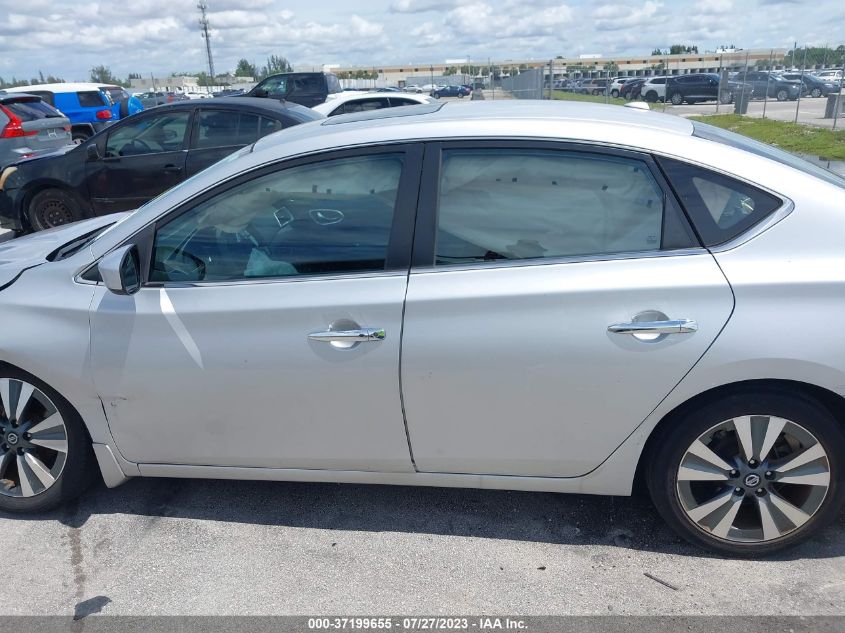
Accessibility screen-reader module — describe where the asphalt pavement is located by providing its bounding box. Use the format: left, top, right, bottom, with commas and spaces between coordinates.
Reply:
1, 477, 843, 616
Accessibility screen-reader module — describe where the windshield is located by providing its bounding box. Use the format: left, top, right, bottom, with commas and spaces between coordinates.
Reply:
693, 121, 845, 191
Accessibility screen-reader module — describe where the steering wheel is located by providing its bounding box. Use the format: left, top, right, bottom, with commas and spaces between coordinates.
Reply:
121, 138, 154, 155
155, 247, 207, 282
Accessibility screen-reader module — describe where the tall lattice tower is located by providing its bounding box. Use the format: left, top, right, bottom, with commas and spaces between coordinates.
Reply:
198, 2, 215, 84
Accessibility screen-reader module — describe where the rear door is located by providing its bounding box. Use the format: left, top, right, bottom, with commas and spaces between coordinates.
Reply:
400, 142, 734, 477
85, 108, 191, 214
185, 108, 282, 176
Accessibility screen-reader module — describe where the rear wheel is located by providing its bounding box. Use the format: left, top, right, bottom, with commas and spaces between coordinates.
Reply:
776, 89, 789, 101
645, 91, 658, 103
611, 89, 619, 98
811, 88, 822, 98
669, 92, 684, 105
27, 189, 83, 232
719, 91, 733, 104
648, 391, 844, 556
0, 369, 94, 513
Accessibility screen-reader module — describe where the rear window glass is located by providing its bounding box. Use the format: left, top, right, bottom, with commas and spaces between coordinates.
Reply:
659, 157, 783, 246
4, 99, 63, 121
692, 121, 845, 191
195, 110, 261, 148
77, 91, 107, 108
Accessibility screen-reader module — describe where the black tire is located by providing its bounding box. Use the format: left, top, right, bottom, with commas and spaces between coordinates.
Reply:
776, 89, 789, 101
811, 88, 822, 98
647, 390, 845, 557
645, 91, 658, 103
611, 89, 619, 98
71, 130, 90, 145
669, 92, 684, 105
433, 93, 441, 99
0, 367, 95, 514
27, 189, 83, 232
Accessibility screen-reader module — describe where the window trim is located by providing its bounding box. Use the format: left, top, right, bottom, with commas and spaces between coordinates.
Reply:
138, 143, 424, 288
410, 140, 701, 270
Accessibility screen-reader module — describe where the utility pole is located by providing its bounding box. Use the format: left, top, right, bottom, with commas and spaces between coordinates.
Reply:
198, 2, 215, 88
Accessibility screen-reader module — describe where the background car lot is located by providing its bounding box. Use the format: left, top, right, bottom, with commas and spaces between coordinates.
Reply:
2, 479, 843, 616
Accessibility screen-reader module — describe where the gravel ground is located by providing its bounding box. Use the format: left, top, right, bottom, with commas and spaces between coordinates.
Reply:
1, 477, 843, 617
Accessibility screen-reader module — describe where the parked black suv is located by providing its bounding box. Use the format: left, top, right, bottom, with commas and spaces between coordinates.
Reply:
0, 98, 322, 232
246, 72, 343, 108
731, 71, 801, 101
665, 73, 737, 105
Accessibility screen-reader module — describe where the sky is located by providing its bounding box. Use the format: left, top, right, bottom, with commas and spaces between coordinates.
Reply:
1, 0, 844, 82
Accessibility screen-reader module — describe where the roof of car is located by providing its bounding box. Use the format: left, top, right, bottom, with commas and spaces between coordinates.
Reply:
148, 97, 323, 121
251, 100, 694, 159
4, 82, 107, 93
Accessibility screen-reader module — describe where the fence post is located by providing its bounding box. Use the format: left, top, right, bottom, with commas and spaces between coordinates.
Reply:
795, 47, 808, 124
833, 52, 845, 131
762, 49, 773, 119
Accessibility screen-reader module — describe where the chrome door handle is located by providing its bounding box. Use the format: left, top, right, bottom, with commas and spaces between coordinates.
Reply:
308, 328, 386, 343
608, 319, 698, 335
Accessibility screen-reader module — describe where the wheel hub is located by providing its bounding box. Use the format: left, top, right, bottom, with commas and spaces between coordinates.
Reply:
743, 473, 761, 488
4, 432, 19, 446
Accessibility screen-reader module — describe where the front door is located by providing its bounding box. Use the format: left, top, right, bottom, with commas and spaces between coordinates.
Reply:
401, 144, 734, 477
86, 109, 191, 215
90, 146, 422, 470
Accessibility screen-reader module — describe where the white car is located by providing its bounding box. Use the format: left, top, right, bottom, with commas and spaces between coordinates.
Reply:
813, 69, 843, 82
641, 76, 669, 102
404, 85, 424, 93
608, 77, 632, 98
312, 91, 433, 117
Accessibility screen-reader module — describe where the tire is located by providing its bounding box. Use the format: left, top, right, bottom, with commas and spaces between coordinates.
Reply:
719, 91, 733, 105
669, 92, 684, 105
611, 89, 619, 98
645, 91, 658, 103
70, 129, 90, 145
0, 367, 95, 514
433, 93, 441, 99
811, 88, 822, 98
776, 89, 788, 101
647, 390, 845, 556
27, 189, 83, 232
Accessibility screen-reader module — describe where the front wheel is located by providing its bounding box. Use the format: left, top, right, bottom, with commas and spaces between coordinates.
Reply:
0, 369, 94, 513
611, 89, 619, 98
644, 91, 658, 103
776, 89, 789, 101
27, 189, 83, 231
811, 88, 822, 98
719, 91, 733, 104
647, 391, 844, 556
669, 92, 684, 105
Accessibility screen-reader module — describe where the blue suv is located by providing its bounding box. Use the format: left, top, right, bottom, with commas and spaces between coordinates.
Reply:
4, 83, 126, 143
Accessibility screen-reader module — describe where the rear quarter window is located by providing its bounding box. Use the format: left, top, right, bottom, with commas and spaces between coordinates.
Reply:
658, 157, 783, 247
5, 100, 63, 121
77, 91, 107, 108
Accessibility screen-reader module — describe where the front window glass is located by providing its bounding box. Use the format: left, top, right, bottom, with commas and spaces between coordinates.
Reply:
105, 111, 190, 157
256, 76, 288, 96
150, 154, 404, 282
435, 150, 669, 266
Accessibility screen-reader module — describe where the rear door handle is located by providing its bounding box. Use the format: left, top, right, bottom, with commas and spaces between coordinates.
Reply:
308, 328, 386, 343
608, 319, 698, 335
163, 164, 183, 174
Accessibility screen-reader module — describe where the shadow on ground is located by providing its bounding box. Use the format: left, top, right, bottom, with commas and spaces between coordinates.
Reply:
24, 477, 845, 561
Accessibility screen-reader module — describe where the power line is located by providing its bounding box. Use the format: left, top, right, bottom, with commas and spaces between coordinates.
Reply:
198, 1, 215, 84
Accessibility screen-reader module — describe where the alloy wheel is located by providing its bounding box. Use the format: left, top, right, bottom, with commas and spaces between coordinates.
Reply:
0, 378, 68, 498
676, 415, 830, 543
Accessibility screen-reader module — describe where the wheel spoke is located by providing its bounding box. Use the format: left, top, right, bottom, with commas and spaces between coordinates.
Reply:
14, 382, 35, 422
687, 488, 735, 522
775, 443, 826, 473
678, 463, 730, 481
16, 455, 36, 497
777, 470, 830, 487
768, 490, 812, 529
23, 453, 55, 489
0, 379, 10, 420
758, 416, 787, 462
711, 495, 744, 538
0, 451, 11, 478
29, 437, 68, 453
26, 412, 63, 437
686, 439, 734, 472
733, 416, 755, 462
756, 495, 783, 540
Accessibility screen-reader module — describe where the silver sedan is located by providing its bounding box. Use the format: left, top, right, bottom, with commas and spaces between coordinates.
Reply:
0, 101, 842, 556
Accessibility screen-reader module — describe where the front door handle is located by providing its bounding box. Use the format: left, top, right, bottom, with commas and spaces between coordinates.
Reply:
163, 164, 183, 174
308, 328, 386, 344
608, 319, 698, 335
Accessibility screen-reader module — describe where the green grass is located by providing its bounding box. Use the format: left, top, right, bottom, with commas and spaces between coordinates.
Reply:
551, 90, 646, 107
691, 114, 845, 160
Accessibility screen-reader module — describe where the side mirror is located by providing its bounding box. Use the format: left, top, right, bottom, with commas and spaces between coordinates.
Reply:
86, 144, 100, 161
99, 245, 141, 295
252, 88, 268, 98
